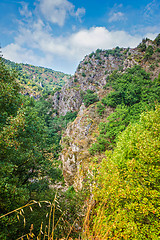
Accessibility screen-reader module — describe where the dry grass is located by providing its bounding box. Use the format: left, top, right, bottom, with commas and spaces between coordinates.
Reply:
0, 193, 81, 240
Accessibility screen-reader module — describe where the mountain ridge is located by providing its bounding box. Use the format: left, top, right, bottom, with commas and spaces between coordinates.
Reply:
52, 37, 160, 116
3, 58, 71, 99
58, 35, 160, 189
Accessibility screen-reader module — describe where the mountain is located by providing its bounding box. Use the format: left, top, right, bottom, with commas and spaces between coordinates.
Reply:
53, 35, 160, 190
52, 39, 160, 116
3, 58, 71, 98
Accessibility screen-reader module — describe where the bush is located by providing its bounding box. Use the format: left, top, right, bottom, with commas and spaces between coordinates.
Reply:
155, 33, 160, 46
138, 42, 146, 52
85, 106, 160, 239
144, 45, 154, 60
83, 90, 99, 107
89, 65, 160, 154
96, 102, 105, 115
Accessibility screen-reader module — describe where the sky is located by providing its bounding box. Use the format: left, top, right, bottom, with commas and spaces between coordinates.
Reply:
1, 0, 160, 74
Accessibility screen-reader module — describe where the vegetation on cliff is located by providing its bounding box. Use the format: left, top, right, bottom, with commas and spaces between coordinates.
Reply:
84, 105, 160, 239
0, 58, 81, 239
90, 65, 160, 154
3, 58, 70, 98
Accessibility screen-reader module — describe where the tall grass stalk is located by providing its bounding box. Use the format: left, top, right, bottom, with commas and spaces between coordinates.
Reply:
0, 195, 80, 240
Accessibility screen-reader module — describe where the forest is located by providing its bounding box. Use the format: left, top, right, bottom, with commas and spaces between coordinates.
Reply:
0, 58, 81, 239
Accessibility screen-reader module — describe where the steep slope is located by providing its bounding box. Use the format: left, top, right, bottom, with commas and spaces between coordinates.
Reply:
59, 35, 160, 190
53, 47, 125, 115
53, 39, 160, 116
61, 102, 113, 190
3, 58, 70, 98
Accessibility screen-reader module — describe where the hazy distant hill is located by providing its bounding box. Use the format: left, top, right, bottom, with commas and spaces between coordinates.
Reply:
3, 58, 71, 98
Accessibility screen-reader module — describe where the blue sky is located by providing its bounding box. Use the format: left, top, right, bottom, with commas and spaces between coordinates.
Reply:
1, 0, 160, 74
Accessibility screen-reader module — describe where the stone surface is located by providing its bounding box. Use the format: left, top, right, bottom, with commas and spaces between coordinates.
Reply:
56, 40, 160, 189
61, 103, 113, 190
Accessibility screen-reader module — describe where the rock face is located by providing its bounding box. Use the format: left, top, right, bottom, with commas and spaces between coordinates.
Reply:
54, 79, 82, 116
52, 48, 125, 115
56, 38, 160, 189
53, 42, 160, 116
61, 102, 114, 190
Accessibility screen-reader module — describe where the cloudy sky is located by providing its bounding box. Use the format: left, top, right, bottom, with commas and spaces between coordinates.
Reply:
1, 0, 160, 74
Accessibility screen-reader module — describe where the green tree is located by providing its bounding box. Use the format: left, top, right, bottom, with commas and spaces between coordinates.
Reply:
0, 60, 56, 238
155, 33, 160, 46
90, 65, 160, 154
85, 106, 160, 239
83, 89, 99, 107
144, 45, 154, 60
0, 58, 21, 128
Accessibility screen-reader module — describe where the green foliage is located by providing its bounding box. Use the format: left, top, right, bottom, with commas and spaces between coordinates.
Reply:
104, 46, 123, 58
82, 72, 86, 77
144, 45, 154, 60
104, 65, 156, 107
90, 65, 160, 154
96, 102, 105, 115
74, 77, 78, 82
3, 58, 69, 98
0, 59, 21, 128
137, 38, 148, 52
89, 52, 94, 58
0, 60, 78, 239
156, 47, 160, 53
0, 188, 85, 240
83, 90, 99, 107
155, 33, 160, 46
48, 111, 77, 142
86, 106, 160, 239
95, 49, 102, 60
149, 63, 155, 70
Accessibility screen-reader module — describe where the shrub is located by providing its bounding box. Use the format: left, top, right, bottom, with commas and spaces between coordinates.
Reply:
155, 33, 160, 46
82, 72, 86, 77
85, 106, 160, 239
89, 65, 160, 154
144, 45, 154, 60
96, 102, 105, 116
83, 90, 99, 107
156, 48, 160, 53
138, 40, 147, 52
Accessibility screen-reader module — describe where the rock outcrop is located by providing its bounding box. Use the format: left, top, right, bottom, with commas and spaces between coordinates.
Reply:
56, 38, 160, 189
52, 47, 125, 115
61, 102, 113, 190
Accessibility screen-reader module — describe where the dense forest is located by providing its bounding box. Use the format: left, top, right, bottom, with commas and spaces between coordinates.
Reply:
0, 34, 160, 239
3, 58, 70, 98
0, 58, 81, 239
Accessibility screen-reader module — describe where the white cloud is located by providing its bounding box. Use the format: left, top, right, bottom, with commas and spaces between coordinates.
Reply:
3, 43, 39, 63
75, 7, 86, 22
108, 12, 124, 22
38, 0, 85, 26
108, 4, 126, 23
3, 22, 147, 74
143, 0, 160, 24
144, 0, 157, 17
19, 2, 32, 18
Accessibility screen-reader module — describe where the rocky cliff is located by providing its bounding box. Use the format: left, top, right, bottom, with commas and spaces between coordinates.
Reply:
53, 39, 160, 116
56, 37, 160, 190
61, 102, 113, 190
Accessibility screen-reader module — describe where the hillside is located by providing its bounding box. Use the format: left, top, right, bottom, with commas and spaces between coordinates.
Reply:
3, 58, 70, 98
59, 35, 160, 239
52, 37, 160, 116
56, 35, 160, 190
